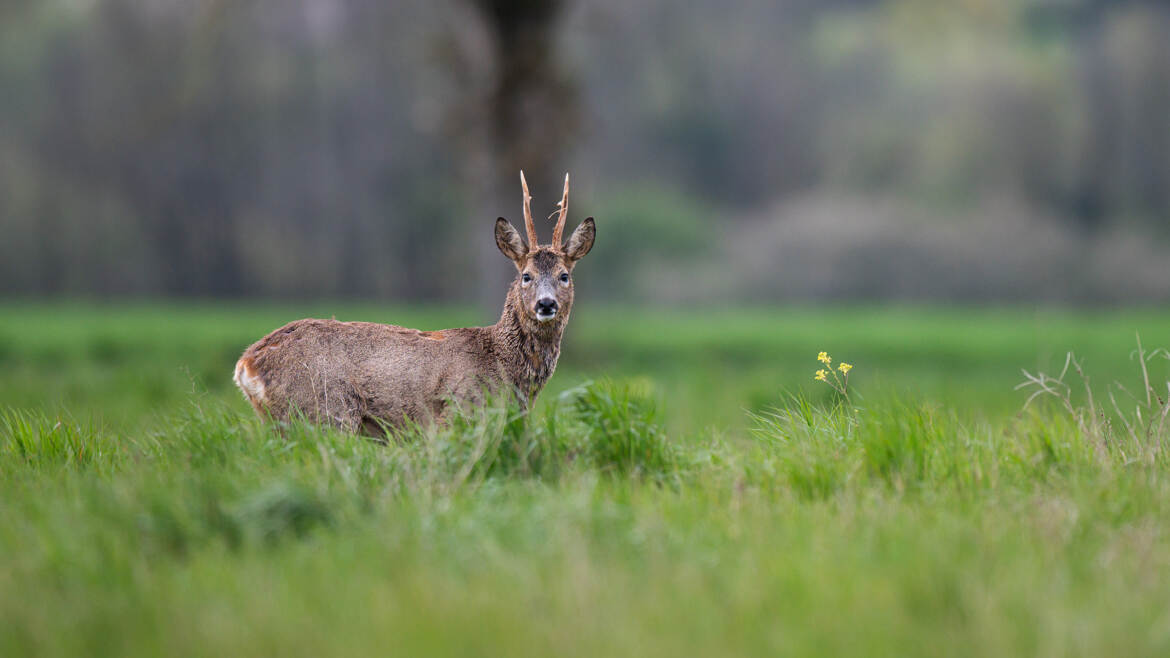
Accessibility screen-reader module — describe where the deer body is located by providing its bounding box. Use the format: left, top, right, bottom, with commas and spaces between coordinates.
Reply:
233, 173, 594, 435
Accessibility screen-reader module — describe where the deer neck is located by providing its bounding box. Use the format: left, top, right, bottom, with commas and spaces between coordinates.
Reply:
493, 296, 567, 404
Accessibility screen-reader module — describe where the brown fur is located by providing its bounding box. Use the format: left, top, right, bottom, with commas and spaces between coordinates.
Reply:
233, 194, 595, 437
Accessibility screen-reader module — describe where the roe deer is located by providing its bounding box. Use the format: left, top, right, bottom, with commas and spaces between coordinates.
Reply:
233, 172, 595, 435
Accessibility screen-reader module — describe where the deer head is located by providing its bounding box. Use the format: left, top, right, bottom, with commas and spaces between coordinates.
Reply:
495, 172, 595, 328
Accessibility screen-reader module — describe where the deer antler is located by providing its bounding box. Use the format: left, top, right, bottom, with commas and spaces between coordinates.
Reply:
520, 170, 538, 248
552, 172, 569, 248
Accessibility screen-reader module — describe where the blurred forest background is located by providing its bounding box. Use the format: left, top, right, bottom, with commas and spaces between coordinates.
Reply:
1, 0, 1168, 304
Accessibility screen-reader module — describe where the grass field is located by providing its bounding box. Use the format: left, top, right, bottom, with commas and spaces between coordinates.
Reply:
2, 302, 1170, 656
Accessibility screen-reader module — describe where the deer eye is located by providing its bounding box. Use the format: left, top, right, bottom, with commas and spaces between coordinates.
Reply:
559, 273, 570, 284
521, 273, 532, 285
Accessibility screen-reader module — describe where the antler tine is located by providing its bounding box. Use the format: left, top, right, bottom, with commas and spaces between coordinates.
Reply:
520, 170, 538, 248
552, 172, 569, 248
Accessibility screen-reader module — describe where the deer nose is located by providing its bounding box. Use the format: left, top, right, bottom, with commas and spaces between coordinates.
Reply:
536, 297, 558, 316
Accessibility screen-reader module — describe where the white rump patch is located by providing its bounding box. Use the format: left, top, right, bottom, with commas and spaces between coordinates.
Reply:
233, 358, 267, 405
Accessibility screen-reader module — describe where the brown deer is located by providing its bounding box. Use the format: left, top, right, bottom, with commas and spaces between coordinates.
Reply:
233, 172, 595, 435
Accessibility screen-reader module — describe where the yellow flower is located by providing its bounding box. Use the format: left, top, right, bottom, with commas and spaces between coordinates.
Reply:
838, 363, 853, 374
814, 369, 828, 382
817, 351, 831, 365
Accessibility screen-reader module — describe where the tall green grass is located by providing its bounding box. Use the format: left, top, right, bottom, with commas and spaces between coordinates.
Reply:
2, 304, 1170, 656
3, 367, 1170, 656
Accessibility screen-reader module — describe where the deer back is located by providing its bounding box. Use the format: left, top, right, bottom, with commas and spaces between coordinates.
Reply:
235, 319, 505, 432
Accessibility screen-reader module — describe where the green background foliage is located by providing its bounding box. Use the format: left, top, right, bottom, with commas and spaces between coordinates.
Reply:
2, 0, 1169, 301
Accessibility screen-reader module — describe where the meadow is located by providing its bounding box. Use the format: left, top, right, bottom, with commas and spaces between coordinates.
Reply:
2, 302, 1169, 656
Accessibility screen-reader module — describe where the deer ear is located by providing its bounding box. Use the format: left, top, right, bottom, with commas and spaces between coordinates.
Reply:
564, 217, 595, 262
495, 217, 527, 264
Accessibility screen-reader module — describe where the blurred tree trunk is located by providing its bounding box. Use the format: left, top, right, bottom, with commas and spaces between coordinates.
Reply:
1071, 18, 1114, 234
459, 0, 580, 308
1067, 1, 1170, 234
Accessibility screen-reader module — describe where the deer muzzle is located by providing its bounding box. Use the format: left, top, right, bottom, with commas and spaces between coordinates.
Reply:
535, 296, 558, 322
